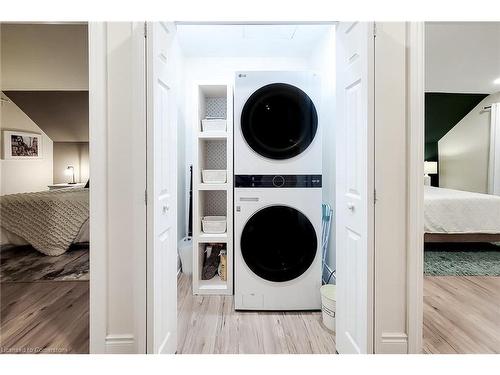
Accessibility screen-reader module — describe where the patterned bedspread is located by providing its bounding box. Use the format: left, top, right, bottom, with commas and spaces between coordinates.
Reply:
0, 188, 89, 256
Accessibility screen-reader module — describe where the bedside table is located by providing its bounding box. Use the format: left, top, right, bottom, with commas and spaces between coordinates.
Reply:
48, 183, 86, 190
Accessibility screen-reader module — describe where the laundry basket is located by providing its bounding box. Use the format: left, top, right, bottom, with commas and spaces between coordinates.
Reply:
320, 284, 336, 332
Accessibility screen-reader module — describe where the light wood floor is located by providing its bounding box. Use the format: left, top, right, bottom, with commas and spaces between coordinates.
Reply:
423, 276, 500, 354
2, 274, 496, 354
177, 273, 336, 354
0, 281, 89, 354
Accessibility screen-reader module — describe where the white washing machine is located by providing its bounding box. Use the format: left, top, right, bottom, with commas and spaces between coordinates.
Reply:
234, 71, 321, 175
234, 175, 322, 310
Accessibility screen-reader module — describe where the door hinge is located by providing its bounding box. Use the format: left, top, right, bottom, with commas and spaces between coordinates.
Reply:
144, 22, 147, 38
144, 189, 148, 205
374, 189, 377, 204
373, 23, 377, 38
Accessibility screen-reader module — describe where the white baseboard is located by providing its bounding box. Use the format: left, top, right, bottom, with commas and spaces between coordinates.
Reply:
377, 332, 408, 354
105, 334, 136, 354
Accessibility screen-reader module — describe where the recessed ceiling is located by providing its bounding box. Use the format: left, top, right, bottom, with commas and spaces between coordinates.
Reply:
425, 22, 500, 94
176, 24, 333, 58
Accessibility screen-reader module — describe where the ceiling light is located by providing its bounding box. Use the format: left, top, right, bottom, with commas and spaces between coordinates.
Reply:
494, 77, 500, 85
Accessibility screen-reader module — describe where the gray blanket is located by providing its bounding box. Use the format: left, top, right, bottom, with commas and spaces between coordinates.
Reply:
0, 188, 89, 256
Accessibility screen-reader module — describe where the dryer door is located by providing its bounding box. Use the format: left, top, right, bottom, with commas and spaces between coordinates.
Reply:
241, 205, 317, 282
241, 83, 318, 160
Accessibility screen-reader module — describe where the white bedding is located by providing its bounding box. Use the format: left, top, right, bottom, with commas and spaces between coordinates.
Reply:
424, 186, 500, 234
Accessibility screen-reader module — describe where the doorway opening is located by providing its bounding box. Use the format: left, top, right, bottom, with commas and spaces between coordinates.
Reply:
0, 22, 90, 354
422, 21, 500, 354
164, 22, 338, 354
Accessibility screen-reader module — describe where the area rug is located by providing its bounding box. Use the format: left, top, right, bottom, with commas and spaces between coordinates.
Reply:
424, 243, 500, 276
0, 244, 89, 282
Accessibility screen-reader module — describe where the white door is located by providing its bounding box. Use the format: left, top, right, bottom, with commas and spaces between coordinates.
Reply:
146, 22, 178, 354
335, 22, 375, 354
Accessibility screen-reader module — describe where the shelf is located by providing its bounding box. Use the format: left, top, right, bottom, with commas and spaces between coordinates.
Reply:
199, 183, 229, 191
198, 233, 228, 242
193, 82, 233, 296
198, 132, 227, 140
198, 275, 228, 291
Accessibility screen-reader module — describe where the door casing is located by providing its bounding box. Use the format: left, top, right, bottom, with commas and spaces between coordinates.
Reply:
406, 22, 425, 354
89, 22, 147, 354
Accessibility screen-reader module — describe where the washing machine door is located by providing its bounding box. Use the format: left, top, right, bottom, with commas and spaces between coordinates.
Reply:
241, 83, 318, 160
241, 205, 317, 282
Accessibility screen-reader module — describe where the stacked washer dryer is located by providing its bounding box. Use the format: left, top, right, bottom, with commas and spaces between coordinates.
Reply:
234, 71, 322, 310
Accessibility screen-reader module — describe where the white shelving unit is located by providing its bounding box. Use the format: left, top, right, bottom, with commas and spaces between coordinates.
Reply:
192, 83, 233, 295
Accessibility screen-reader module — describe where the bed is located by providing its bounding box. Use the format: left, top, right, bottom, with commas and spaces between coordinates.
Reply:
1, 219, 89, 245
0, 188, 89, 256
424, 186, 500, 242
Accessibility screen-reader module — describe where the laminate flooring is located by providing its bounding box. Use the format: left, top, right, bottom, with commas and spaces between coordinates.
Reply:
177, 273, 336, 354
423, 276, 500, 354
0, 281, 89, 354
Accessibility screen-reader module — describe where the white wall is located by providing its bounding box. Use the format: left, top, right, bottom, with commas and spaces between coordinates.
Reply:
439, 92, 500, 193
53, 142, 89, 184
308, 27, 336, 281
170, 37, 188, 241
0, 93, 53, 195
1, 23, 88, 90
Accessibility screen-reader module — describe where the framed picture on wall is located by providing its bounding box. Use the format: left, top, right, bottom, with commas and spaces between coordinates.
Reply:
2, 130, 42, 159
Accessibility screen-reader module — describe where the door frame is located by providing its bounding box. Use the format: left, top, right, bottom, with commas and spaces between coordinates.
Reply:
406, 22, 425, 354
88, 21, 107, 353
89, 22, 148, 354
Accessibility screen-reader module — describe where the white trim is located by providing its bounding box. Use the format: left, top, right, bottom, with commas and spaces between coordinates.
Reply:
157, 333, 173, 354
89, 21, 108, 355
368, 22, 376, 354
367, 21, 375, 355
89, 22, 147, 355
174, 21, 337, 26
131, 21, 148, 355
488, 103, 500, 195
379, 333, 409, 354
145, 20, 154, 355
406, 21, 425, 354
373, 22, 409, 354
105, 334, 136, 354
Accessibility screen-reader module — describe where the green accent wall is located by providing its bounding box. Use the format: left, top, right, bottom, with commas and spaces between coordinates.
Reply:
425, 92, 488, 186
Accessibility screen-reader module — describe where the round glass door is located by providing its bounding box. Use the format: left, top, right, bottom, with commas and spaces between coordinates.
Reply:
241, 83, 318, 160
240, 205, 317, 282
